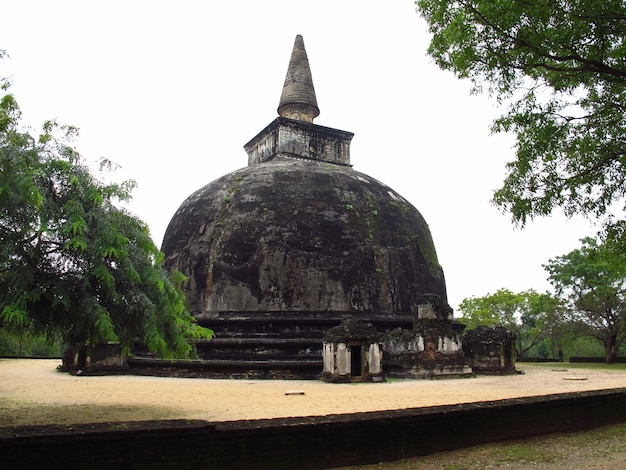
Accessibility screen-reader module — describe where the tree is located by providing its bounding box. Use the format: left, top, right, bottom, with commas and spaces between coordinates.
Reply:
458, 288, 563, 358
544, 236, 626, 363
416, 0, 626, 228
0, 51, 213, 359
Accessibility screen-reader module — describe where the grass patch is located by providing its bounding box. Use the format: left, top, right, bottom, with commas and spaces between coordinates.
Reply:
337, 423, 626, 469
523, 361, 626, 371
491, 442, 559, 464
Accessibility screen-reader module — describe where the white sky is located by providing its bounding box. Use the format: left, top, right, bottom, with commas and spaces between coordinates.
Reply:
1, 1, 595, 312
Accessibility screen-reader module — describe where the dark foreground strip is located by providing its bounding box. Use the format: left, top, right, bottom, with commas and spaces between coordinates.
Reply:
2, 388, 626, 470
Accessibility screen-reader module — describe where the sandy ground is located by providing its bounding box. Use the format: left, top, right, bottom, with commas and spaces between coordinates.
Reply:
1, 359, 625, 428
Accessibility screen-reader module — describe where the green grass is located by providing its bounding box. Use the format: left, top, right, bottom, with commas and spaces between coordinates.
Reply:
489, 442, 559, 464
521, 361, 626, 371
337, 423, 626, 469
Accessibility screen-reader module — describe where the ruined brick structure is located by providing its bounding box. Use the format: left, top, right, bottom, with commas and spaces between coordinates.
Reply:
160, 35, 468, 379
463, 326, 517, 375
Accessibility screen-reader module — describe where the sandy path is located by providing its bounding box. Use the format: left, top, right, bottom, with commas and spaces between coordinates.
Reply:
1, 359, 625, 427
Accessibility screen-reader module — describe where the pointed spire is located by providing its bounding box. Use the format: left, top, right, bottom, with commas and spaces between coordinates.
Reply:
277, 35, 320, 123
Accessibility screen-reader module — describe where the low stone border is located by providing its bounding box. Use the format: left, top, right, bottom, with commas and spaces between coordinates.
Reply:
2, 388, 626, 469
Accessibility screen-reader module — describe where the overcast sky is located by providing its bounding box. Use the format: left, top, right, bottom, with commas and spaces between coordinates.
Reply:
1, 1, 595, 311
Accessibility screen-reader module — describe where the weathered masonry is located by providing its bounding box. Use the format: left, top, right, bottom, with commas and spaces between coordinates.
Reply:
157, 35, 469, 379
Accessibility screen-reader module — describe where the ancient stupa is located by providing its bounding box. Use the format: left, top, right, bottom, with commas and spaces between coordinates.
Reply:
161, 35, 469, 380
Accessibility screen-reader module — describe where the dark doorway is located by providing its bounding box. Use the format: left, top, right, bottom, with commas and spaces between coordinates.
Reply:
350, 345, 362, 376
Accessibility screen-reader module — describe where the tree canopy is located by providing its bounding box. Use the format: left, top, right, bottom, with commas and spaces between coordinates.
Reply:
0, 51, 212, 358
458, 288, 562, 357
417, 0, 626, 228
544, 236, 626, 363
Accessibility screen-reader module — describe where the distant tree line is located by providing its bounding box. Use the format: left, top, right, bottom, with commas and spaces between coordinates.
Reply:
458, 235, 626, 363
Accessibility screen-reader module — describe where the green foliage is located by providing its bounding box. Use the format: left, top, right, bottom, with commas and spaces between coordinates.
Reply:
0, 328, 64, 357
459, 288, 564, 357
490, 443, 557, 465
531, 361, 626, 372
544, 235, 626, 363
562, 335, 607, 359
0, 54, 212, 358
417, 0, 626, 229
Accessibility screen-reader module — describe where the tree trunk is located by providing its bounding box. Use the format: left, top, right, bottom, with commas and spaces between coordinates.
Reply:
605, 335, 616, 364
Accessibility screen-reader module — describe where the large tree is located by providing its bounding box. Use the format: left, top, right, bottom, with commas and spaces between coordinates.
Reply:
0, 51, 212, 359
545, 236, 626, 363
417, 0, 626, 228
458, 288, 563, 357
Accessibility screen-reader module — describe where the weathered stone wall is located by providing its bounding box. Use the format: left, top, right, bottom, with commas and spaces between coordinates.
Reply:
61, 343, 128, 374
245, 118, 354, 166
463, 326, 517, 375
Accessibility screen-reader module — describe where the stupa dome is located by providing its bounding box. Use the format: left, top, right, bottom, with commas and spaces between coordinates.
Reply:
162, 157, 448, 314
159, 35, 457, 379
